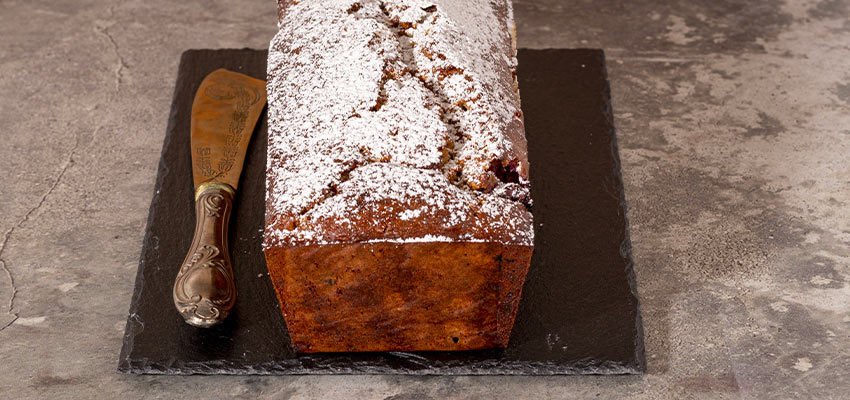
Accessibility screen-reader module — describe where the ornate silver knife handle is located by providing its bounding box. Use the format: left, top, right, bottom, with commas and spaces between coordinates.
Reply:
173, 183, 237, 328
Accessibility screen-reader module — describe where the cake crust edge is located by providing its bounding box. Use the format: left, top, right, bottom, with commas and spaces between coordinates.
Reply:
265, 241, 532, 352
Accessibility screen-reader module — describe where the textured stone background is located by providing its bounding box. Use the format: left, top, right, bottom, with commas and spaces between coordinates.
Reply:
0, 0, 847, 398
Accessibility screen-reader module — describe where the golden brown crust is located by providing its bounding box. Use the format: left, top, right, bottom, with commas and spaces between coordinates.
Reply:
265, 0, 533, 353
266, 241, 532, 352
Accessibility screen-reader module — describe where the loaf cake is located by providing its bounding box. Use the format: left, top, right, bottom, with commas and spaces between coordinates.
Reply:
264, 0, 533, 352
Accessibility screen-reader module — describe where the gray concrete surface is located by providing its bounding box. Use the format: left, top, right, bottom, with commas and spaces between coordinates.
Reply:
0, 0, 847, 398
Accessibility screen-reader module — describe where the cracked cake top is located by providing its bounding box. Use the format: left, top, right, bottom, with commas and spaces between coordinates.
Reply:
265, 0, 533, 247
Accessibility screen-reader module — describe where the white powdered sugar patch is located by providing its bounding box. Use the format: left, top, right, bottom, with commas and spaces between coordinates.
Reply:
387, 0, 524, 185
363, 235, 490, 243
265, 0, 532, 247
398, 208, 424, 221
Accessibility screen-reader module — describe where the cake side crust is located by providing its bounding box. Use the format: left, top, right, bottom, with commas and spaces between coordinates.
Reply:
265, 241, 533, 352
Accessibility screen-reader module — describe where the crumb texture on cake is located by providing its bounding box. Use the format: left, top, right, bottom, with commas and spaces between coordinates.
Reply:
266, 0, 532, 247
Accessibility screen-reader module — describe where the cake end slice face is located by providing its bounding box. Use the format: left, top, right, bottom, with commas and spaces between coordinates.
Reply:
265, 241, 533, 352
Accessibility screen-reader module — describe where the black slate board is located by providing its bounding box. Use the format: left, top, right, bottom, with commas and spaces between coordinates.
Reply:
118, 48, 645, 375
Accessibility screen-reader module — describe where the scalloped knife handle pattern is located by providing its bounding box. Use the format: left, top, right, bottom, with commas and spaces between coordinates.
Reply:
173, 69, 267, 328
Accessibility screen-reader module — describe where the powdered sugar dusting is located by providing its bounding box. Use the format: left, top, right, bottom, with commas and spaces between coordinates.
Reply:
363, 235, 489, 243
265, 0, 532, 248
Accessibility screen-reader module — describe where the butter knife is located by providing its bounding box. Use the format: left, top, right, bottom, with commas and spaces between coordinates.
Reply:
172, 68, 267, 328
